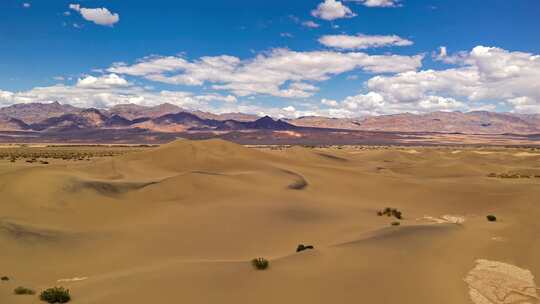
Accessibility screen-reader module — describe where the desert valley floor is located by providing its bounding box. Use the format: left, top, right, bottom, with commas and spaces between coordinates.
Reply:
1, 139, 539, 303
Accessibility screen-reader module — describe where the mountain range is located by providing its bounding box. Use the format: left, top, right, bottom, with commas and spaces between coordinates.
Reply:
0, 101, 539, 135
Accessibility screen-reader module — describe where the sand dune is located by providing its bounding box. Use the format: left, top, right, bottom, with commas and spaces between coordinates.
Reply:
1, 139, 539, 303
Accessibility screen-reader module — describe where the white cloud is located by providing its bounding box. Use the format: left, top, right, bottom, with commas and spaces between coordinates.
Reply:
69, 3, 119, 26
108, 49, 422, 98
22, 3, 31, 8
0, 75, 238, 110
76, 74, 130, 89
311, 0, 356, 21
302, 21, 320, 28
507, 96, 540, 113
329, 45, 540, 115
352, 0, 400, 7
319, 34, 413, 49
283, 106, 296, 112
280, 32, 294, 38
321, 98, 339, 106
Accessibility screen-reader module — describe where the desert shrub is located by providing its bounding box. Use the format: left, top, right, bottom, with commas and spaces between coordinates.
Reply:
39, 287, 71, 303
1, 276, 9, 281
14, 286, 35, 295
296, 244, 314, 252
251, 257, 269, 270
378, 207, 403, 220
391, 221, 401, 226
486, 215, 497, 222
487, 173, 497, 178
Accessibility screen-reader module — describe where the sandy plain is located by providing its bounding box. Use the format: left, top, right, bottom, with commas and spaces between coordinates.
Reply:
0, 139, 539, 303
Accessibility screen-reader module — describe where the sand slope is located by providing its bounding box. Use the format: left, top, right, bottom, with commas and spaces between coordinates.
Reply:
1, 140, 539, 303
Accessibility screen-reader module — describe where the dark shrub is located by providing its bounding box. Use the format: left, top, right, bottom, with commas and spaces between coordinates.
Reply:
378, 207, 403, 220
391, 221, 401, 226
252, 257, 269, 270
40, 287, 71, 303
486, 215, 497, 222
14, 286, 35, 295
296, 244, 314, 252
1, 276, 9, 281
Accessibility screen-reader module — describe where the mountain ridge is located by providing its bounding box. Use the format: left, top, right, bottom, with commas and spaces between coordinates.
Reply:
0, 102, 539, 135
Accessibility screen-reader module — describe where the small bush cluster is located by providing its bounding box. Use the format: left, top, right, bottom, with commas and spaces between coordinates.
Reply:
14, 286, 35, 295
391, 221, 401, 226
377, 207, 403, 220
486, 215, 497, 222
1, 276, 9, 281
40, 287, 71, 303
296, 244, 314, 252
251, 257, 269, 270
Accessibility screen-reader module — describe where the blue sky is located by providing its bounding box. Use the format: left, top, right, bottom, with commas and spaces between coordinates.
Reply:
1, 0, 539, 117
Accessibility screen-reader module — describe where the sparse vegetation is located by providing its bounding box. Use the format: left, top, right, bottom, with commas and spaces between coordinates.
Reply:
296, 244, 314, 252
251, 257, 269, 270
487, 172, 536, 179
487, 215, 497, 222
39, 287, 71, 303
0, 145, 144, 164
14, 286, 36, 295
377, 207, 403, 220
391, 221, 401, 226
1, 276, 9, 281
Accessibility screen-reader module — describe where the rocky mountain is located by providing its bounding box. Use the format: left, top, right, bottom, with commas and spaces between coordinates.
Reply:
286, 116, 363, 130
351, 111, 540, 134
107, 103, 183, 120
0, 102, 539, 135
191, 110, 259, 122
0, 101, 81, 124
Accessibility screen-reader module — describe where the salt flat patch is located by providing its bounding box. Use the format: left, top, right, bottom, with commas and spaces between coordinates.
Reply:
514, 152, 539, 157
452, 150, 463, 154
419, 215, 465, 224
464, 259, 539, 304
473, 151, 497, 155
402, 149, 420, 154
58, 276, 88, 282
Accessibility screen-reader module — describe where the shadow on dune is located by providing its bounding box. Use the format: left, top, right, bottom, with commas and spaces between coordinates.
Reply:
67, 179, 159, 197
334, 224, 461, 247
0, 218, 70, 242
279, 169, 309, 190
316, 152, 349, 162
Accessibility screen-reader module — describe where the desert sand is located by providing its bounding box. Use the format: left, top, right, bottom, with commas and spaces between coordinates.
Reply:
1, 139, 539, 303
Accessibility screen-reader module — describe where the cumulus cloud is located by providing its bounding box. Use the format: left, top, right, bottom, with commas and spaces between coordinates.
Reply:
302, 21, 321, 28
321, 98, 339, 106
351, 0, 400, 7
319, 34, 413, 49
108, 49, 423, 98
69, 4, 119, 26
22, 3, 31, 8
311, 0, 356, 21
327, 46, 540, 116
76, 74, 130, 89
0, 74, 238, 110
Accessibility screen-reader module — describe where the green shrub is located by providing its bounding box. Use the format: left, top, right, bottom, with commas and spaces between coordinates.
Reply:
251, 257, 269, 270
14, 286, 35, 295
39, 287, 71, 303
486, 215, 497, 222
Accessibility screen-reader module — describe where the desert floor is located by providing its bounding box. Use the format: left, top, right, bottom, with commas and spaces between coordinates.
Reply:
1, 139, 539, 303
